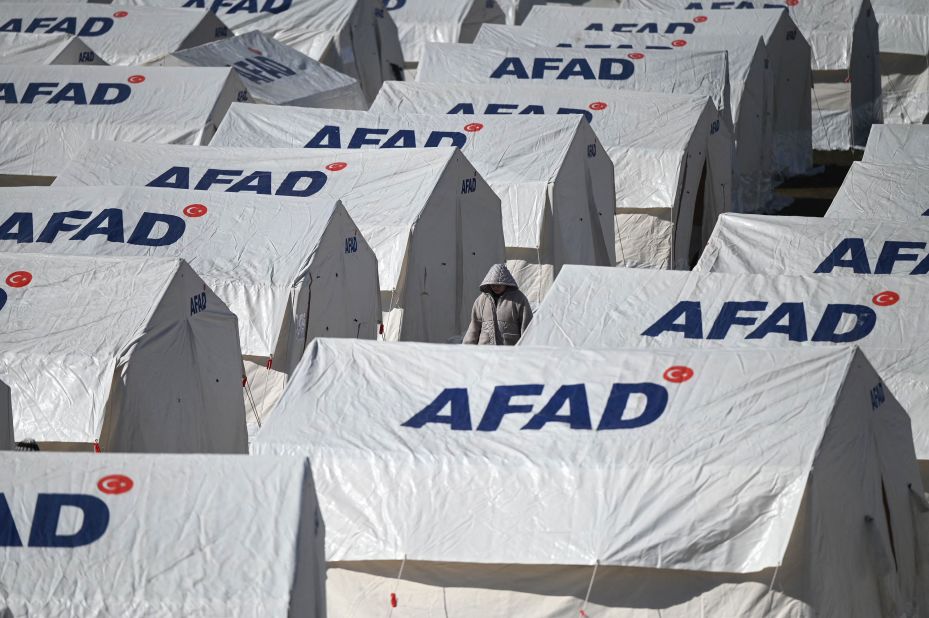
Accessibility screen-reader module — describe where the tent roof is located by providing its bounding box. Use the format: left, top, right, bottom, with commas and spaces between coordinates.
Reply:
475, 24, 761, 117
168, 30, 364, 108
374, 79, 713, 152
0, 3, 228, 65
386, 0, 505, 63
0, 65, 245, 176
696, 213, 929, 277
51, 140, 467, 290
417, 41, 731, 117
0, 32, 102, 65
864, 124, 929, 163
0, 452, 322, 616
211, 105, 599, 248
545, 1, 860, 70
254, 337, 860, 572
117, 0, 360, 36
523, 5, 785, 41
0, 183, 348, 358
520, 265, 929, 456
0, 380, 11, 451
828, 161, 929, 220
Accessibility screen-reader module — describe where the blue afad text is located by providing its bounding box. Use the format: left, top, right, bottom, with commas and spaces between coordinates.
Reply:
402, 383, 669, 431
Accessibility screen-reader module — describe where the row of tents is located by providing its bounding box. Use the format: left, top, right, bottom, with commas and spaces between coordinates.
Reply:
3, 0, 929, 616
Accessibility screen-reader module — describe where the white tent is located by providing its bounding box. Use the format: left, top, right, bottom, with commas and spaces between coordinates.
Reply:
0, 3, 229, 65
374, 80, 732, 269
607, 0, 880, 150
384, 0, 504, 75
0, 65, 249, 184
165, 30, 367, 110
52, 141, 504, 344
416, 42, 732, 134
114, 0, 404, 102
523, 5, 812, 176
253, 338, 925, 617
0, 32, 105, 65
0, 452, 325, 616
0, 379, 11, 450
0, 182, 381, 430
523, 264, 928, 445
871, 0, 929, 124
211, 105, 613, 303
828, 161, 929, 220
0, 253, 246, 453
474, 24, 770, 212
696, 213, 929, 277
863, 123, 929, 163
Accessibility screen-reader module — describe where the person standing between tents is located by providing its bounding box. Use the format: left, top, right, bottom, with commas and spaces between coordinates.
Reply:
463, 264, 533, 345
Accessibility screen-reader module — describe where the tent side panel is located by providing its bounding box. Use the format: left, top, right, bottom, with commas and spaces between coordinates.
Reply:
304, 203, 382, 344
0, 381, 12, 450
289, 459, 328, 618
803, 351, 915, 614
107, 262, 247, 454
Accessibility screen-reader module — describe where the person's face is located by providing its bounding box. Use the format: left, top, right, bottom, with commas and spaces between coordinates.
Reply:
490, 285, 507, 295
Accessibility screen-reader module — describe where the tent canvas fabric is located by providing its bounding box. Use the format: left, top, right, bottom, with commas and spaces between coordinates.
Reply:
210, 105, 614, 304
520, 266, 929, 468
384, 0, 504, 71
374, 80, 732, 270
0, 452, 325, 617
523, 5, 812, 176
52, 141, 504, 344
473, 24, 771, 212
0, 32, 106, 65
863, 123, 929, 163
253, 339, 925, 617
871, 1, 929, 124
114, 0, 405, 103
416, 42, 733, 133
0, 65, 249, 183
828, 161, 929, 220
603, 0, 880, 150
165, 30, 367, 110
0, 3, 230, 65
0, 379, 11, 450
0, 182, 381, 430
0, 253, 247, 453
695, 213, 929, 278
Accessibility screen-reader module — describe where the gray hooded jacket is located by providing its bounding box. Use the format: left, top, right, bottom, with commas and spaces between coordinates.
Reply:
463, 264, 533, 345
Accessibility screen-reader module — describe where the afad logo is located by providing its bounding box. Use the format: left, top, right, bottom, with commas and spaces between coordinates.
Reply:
181, 0, 292, 15
0, 16, 114, 37
447, 101, 607, 124
401, 367, 694, 432
0, 73, 144, 106
584, 21, 698, 34
383, 0, 406, 9
305, 124, 477, 149
0, 473, 133, 548
556, 41, 687, 51
815, 238, 929, 275
0, 205, 199, 249
0, 270, 32, 316
147, 166, 333, 197
641, 293, 901, 343
231, 56, 297, 85
490, 56, 635, 81
683, 1, 795, 8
